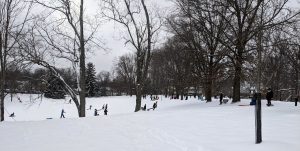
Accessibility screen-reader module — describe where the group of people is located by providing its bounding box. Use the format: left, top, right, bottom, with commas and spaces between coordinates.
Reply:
140, 101, 158, 111
60, 104, 109, 118
249, 88, 274, 106
216, 88, 274, 106
94, 104, 108, 116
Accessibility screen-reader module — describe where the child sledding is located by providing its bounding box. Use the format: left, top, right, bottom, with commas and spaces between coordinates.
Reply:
141, 104, 147, 111
9, 112, 15, 117
147, 101, 158, 111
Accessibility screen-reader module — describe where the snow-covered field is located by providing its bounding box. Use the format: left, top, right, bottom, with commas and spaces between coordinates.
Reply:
0, 94, 299, 151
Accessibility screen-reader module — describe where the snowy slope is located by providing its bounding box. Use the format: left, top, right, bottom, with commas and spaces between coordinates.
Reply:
0, 94, 299, 151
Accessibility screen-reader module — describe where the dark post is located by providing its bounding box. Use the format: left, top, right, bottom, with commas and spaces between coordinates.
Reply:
255, 93, 262, 144
295, 97, 298, 106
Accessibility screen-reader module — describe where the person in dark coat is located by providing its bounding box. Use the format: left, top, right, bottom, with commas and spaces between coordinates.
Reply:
142, 104, 147, 111
104, 108, 108, 115
266, 88, 273, 106
250, 93, 257, 105
9, 112, 15, 117
153, 101, 157, 110
219, 93, 223, 105
60, 109, 66, 118
94, 109, 99, 116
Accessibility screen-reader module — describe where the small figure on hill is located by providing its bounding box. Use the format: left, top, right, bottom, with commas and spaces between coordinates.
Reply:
9, 112, 15, 117
142, 104, 147, 111
219, 93, 223, 105
147, 101, 158, 111
60, 109, 66, 118
87, 105, 92, 110
69, 99, 72, 104
18, 97, 22, 103
94, 109, 99, 116
153, 101, 157, 110
250, 92, 257, 106
104, 105, 108, 115
266, 88, 273, 106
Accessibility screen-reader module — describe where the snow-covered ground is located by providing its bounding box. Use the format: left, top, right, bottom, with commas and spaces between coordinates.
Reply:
0, 94, 299, 151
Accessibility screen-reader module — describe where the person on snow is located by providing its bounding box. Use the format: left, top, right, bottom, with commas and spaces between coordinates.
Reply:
94, 109, 99, 116
266, 88, 273, 106
147, 101, 158, 111
142, 104, 147, 111
60, 109, 66, 118
153, 101, 157, 110
9, 112, 15, 117
18, 97, 22, 103
219, 93, 223, 105
250, 92, 257, 106
87, 105, 92, 110
105, 104, 108, 110
104, 106, 108, 115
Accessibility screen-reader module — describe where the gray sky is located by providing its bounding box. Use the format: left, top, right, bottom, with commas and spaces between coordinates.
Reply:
88, 0, 300, 73
85, 0, 174, 73
32, 0, 300, 73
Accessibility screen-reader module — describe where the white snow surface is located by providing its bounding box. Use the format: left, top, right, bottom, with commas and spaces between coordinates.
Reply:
0, 94, 299, 151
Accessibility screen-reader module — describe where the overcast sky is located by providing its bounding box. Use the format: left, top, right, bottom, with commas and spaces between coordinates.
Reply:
32, 0, 300, 74
87, 0, 300, 73
82, 0, 174, 73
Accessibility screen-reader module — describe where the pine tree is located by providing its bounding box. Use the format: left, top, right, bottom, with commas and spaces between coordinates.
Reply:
86, 62, 97, 97
44, 74, 66, 99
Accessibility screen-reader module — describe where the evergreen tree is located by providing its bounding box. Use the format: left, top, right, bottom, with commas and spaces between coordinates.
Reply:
44, 74, 66, 99
86, 62, 97, 97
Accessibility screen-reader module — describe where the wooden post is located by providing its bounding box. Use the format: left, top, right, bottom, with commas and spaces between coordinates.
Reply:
295, 97, 298, 106
255, 93, 262, 144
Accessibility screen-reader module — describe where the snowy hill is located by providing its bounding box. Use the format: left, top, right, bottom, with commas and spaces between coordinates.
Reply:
0, 94, 299, 151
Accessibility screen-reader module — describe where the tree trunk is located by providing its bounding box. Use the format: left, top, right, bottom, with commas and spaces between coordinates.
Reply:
0, 73, 4, 121
205, 81, 212, 102
205, 63, 213, 102
78, 0, 86, 117
180, 90, 184, 100
0, 32, 4, 121
135, 84, 142, 112
232, 59, 242, 102
135, 58, 143, 112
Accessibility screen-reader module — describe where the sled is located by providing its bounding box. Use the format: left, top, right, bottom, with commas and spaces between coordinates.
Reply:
238, 104, 250, 106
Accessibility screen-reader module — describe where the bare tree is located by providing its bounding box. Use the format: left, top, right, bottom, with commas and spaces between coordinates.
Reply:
199, 0, 300, 102
168, 0, 228, 102
0, 0, 33, 121
114, 54, 136, 96
31, 0, 103, 117
15, 24, 83, 115
102, 0, 161, 111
